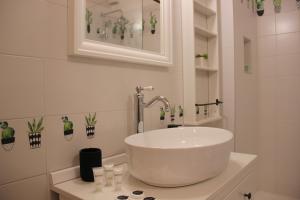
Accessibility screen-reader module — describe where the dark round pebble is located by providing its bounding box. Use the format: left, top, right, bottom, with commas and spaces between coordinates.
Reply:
117, 195, 129, 200
144, 197, 155, 200
132, 190, 144, 195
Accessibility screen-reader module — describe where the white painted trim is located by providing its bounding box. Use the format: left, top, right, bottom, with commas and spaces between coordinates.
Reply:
194, 0, 216, 16
50, 153, 127, 185
68, 0, 173, 67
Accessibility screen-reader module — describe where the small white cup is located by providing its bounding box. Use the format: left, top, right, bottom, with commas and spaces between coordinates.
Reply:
92, 167, 104, 191
104, 163, 114, 186
114, 167, 124, 191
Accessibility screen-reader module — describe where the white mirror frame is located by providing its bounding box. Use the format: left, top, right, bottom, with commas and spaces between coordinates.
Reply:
68, 0, 173, 67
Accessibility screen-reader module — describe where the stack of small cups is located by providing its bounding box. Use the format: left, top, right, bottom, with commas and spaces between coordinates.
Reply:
92, 163, 124, 192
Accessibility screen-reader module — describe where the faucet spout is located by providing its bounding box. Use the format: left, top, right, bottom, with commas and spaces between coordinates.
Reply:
135, 86, 170, 133
145, 96, 170, 112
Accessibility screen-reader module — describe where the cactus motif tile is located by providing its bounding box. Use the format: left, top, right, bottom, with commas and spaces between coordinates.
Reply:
62, 116, 74, 140
0, 121, 16, 151
85, 113, 97, 138
27, 117, 44, 149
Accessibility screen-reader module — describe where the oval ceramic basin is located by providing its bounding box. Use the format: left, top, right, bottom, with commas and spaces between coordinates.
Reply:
125, 127, 233, 187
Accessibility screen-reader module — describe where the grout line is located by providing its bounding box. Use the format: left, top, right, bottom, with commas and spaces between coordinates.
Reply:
0, 109, 130, 122
42, 57, 49, 178
0, 115, 46, 122
0, 52, 68, 62
45, 0, 67, 8
0, 173, 47, 188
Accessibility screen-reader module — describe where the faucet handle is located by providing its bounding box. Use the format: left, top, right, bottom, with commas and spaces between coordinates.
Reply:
143, 86, 154, 91
136, 86, 154, 93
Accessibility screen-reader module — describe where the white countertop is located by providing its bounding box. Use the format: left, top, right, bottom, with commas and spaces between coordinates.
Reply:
51, 153, 257, 200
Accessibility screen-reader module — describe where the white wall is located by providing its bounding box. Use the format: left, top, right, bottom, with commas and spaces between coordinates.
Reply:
0, 0, 183, 200
220, 0, 235, 137
233, 0, 258, 155
257, 0, 300, 198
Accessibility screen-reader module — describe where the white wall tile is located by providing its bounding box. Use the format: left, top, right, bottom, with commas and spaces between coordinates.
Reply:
276, 54, 300, 77
0, 118, 46, 185
44, 59, 130, 115
257, 15, 276, 36
44, 58, 178, 115
91, 110, 128, 157
258, 56, 277, 79
275, 77, 300, 121
46, 113, 92, 172
276, 11, 300, 34
261, 0, 276, 16
46, 110, 128, 172
46, 0, 67, 7
0, 0, 47, 57
276, 32, 300, 55
258, 35, 276, 57
258, 78, 277, 192
276, 120, 300, 197
258, 4, 300, 195
0, 175, 47, 200
0, 1, 184, 200
0, 54, 44, 119
46, 2, 68, 60
233, 0, 259, 156
280, 0, 299, 13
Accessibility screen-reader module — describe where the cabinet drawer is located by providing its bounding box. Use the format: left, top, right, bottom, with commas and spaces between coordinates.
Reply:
223, 172, 256, 200
59, 194, 73, 200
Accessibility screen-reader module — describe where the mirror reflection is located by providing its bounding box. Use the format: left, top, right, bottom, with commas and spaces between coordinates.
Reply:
85, 0, 161, 53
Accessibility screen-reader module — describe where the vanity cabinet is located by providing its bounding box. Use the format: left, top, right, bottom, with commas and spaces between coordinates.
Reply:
57, 172, 257, 200
223, 173, 256, 200
59, 196, 71, 200
50, 153, 257, 200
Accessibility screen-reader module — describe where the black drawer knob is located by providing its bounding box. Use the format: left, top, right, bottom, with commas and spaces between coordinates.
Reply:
244, 193, 252, 199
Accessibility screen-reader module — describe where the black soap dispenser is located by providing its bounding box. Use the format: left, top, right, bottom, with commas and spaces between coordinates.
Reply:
79, 148, 102, 182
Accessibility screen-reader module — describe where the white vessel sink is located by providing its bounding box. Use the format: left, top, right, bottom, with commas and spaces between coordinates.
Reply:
125, 127, 233, 187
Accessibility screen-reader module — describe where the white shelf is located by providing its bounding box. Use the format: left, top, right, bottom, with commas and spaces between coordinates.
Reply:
195, 65, 218, 72
185, 115, 222, 126
194, 0, 216, 16
194, 25, 217, 38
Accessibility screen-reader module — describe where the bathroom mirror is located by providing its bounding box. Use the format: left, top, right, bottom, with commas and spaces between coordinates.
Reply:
68, 0, 173, 66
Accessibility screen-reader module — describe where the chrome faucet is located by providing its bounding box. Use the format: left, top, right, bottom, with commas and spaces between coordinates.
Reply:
136, 86, 170, 133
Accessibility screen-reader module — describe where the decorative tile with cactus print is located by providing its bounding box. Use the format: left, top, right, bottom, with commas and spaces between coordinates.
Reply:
178, 105, 184, 118
86, 9, 93, 34
0, 121, 15, 151
160, 107, 166, 121
62, 116, 74, 140
170, 105, 176, 122
150, 12, 158, 34
27, 117, 44, 149
85, 113, 97, 138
